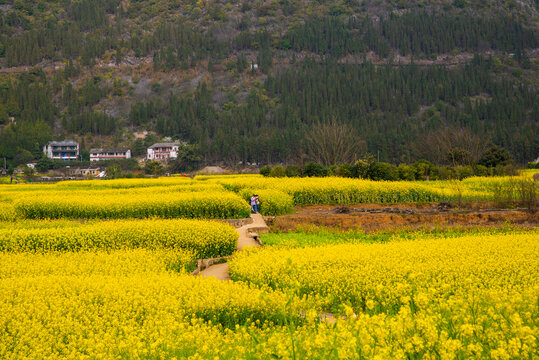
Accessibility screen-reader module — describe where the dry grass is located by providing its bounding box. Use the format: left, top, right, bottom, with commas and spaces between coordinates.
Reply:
270, 203, 538, 233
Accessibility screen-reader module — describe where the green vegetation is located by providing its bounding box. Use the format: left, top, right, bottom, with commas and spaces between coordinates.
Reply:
0, 0, 536, 169
261, 225, 533, 248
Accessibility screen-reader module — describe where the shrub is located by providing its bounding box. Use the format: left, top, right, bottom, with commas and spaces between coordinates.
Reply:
303, 162, 328, 177
353, 159, 370, 178
478, 145, 512, 168
259, 166, 271, 177
367, 162, 398, 181
269, 166, 286, 177
398, 164, 416, 181
285, 165, 301, 177
453, 165, 474, 180
333, 164, 353, 178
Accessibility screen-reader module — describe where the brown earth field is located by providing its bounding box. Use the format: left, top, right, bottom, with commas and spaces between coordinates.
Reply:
267, 202, 538, 233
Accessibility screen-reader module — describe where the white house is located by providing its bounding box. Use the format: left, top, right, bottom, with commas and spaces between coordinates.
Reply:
147, 142, 181, 161
43, 140, 79, 161
90, 148, 131, 162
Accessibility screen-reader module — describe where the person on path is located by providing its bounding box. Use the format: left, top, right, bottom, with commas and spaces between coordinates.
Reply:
250, 194, 258, 214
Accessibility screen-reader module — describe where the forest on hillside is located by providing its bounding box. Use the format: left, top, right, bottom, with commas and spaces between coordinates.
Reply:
0, 0, 537, 169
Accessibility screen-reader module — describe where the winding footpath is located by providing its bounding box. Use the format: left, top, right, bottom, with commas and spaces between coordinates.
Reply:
199, 213, 268, 281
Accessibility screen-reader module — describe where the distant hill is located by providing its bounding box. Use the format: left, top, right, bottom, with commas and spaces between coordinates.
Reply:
0, 0, 537, 168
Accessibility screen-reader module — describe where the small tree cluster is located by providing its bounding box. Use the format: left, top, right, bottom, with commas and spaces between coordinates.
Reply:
260, 147, 517, 181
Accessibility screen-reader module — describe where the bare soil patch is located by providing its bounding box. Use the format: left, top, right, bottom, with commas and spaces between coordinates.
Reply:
269, 203, 538, 233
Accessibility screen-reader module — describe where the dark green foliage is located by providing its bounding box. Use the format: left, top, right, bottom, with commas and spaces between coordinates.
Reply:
285, 165, 301, 177
478, 146, 513, 168
144, 160, 164, 176
0, 2, 536, 169
303, 162, 328, 177
36, 155, 55, 172
332, 164, 354, 178
261, 159, 514, 181
123, 55, 535, 166
167, 144, 202, 173
367, 162, 399, 181
260, 165, 271, 177
269, 165, 286, 177
63, 112, 118, 136
281, 14, 537, 57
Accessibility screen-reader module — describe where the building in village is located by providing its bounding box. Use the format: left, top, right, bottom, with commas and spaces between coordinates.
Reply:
90, 148, 131, 162
68, 167, 104, 177
43, 140, 79, 161
147, 142, 181, 161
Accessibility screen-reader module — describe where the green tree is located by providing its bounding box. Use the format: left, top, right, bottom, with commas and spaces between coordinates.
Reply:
478, 146, 513, 168
145, 160, 164, 176
36, 155, 54, 172
269, 165, 285, 177
285, 165, 301, 177
106, 165, 121, 179
303, 162, 328, 177
168, 144, 202, 173
259, 165, 271, 177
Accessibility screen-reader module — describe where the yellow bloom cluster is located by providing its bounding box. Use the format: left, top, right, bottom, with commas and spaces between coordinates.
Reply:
0, 219, 238, 258
239, 188, 294, 216
205, 176, 489, 205
0, 257, 308, 360
0, 248, 196, 277
230, 232, 538, 359
230, 232, 538, 310
1, 174, 534, 220
56, 176, 193, 189
14, 191, 250, 219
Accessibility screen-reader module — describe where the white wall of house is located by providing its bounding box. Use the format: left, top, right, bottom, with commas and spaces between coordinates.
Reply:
147, 145, 179, 161
43, 141, 79, 161
90, 149, 132, 162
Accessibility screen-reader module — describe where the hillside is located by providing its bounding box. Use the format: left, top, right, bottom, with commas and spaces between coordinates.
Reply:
0, 0, 538, 169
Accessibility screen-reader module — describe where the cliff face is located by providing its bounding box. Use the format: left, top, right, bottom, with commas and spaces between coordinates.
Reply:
0, 0, 537, 167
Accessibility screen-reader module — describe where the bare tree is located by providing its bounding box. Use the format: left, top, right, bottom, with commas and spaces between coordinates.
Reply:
304, 120, 366, 165
412, 127, 490, 165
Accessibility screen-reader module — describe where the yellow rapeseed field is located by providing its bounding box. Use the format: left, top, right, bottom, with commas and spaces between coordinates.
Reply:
0, 175, 537, 359
1, 231, 537, 359
230, 232, 538, 359
14, 191, 250, 219
1, 174, 535, 219
0, 219, 238, 258
0, 254, 308, 359
204, 175, 491, 205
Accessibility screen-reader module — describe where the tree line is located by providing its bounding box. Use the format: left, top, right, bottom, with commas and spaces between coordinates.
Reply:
128, 56, 537, 165
1, 6, 536, 67
1, 54, 536, 170
259, 145, 516, 181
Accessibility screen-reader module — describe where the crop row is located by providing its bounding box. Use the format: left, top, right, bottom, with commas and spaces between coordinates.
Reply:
0, 270, 307, 359
0, 248, 197, 277
229, 232, 538, 359
2, 231, 537, 359
209, 176, 491, 206
14, 192, 250, 220
230, 232, 538, 312
0, 219, 238, 258
239, 189, 294, 216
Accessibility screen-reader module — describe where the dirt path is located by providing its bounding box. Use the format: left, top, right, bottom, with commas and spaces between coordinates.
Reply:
199, 213, 268, 281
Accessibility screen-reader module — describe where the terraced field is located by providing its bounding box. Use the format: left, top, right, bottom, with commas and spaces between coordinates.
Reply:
0, 175, 537, 359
